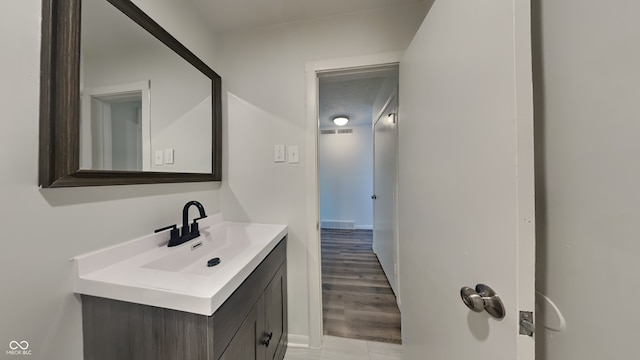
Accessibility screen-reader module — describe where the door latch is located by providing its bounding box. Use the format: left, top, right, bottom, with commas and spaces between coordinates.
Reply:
519, 311, 535, 336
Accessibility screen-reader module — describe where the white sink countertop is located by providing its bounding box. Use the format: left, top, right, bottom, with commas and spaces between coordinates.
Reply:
72, 214, 288, 316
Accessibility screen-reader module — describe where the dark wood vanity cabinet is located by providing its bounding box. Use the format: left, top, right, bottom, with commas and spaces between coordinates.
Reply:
219, 263, 287, 360
81, 237, 287, 360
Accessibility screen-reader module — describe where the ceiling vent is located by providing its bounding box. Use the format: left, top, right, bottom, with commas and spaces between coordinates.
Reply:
337, 128, 353, 134
321, 129, 336, 135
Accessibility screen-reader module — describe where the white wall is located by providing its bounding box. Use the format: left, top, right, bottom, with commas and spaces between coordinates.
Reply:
533, 0, 640, 358
319, 125, 373, 229
371, 70, 399, 122
218, 3, 428, 345
0, 1, 220, 359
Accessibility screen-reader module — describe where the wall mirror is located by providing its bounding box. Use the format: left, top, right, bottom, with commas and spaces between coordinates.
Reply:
39, 0, 222, 187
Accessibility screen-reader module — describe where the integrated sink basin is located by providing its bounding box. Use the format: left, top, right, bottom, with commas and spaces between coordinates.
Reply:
142, 224, 264, 275
72, 213, 287, 315
141, 235, 224, 274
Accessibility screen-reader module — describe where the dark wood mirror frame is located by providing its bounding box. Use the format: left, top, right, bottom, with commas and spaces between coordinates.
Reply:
39, 0, 222, 188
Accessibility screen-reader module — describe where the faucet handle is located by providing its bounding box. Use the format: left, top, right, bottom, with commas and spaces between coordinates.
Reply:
191, 215, 207, 230
154, 224, 177, 233
155, 224, 180, 244
190, 216, 206, 234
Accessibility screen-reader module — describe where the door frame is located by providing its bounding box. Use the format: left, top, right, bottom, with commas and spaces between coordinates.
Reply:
514, 0, 536, 355
303, 52, 402, 349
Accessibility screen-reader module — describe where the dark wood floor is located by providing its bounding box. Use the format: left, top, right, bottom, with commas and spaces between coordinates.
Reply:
321, 229, 402, 344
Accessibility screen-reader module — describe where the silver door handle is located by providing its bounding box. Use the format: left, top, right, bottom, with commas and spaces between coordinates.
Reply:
460, 284, 505, 319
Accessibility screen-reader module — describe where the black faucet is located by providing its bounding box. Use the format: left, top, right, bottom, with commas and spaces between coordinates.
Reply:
154, 200, 208, 247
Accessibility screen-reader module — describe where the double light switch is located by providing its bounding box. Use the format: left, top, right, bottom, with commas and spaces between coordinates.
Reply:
274, 145, 299, 164
154, 149, 175, 165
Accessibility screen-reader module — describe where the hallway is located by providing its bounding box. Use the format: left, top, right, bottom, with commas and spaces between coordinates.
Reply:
321, 229, 402, 344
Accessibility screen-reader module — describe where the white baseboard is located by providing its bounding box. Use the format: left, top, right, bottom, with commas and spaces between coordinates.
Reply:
287, 334, 310, 348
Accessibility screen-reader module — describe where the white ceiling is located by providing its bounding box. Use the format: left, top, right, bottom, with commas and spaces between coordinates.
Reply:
319, 77, 385, 128
188, 0, 424, 32
319, 67, 398, 128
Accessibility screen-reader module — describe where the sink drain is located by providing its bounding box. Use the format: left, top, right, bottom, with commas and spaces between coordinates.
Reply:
207, 257, 221, 267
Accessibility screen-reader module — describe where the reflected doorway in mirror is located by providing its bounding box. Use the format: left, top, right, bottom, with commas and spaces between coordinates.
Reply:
80, 81, 150, 172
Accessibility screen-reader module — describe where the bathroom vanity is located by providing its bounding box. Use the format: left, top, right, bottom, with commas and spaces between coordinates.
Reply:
72, 214, 287, 360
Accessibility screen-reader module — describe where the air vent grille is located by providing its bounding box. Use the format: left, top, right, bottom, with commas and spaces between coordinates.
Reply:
320, 128, 353, 135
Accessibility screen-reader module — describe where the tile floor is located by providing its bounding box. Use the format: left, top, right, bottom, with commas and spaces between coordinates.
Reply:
284, 336, 402, 360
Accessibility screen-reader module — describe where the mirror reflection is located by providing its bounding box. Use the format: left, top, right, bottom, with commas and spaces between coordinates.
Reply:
86, 90, 145, 171
80, 0, 212, 173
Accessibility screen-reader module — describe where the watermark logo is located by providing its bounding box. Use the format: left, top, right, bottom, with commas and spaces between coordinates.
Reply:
6, 341, 31, 356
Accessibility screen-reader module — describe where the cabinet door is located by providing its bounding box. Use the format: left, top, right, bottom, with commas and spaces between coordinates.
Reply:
220, 297, 266, 360
264, 263, 287, 360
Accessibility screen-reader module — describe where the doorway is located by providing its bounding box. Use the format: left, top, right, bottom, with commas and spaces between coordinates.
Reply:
88, 93, 144, 171
80, 80, 151, 171
317, 65, 401, 344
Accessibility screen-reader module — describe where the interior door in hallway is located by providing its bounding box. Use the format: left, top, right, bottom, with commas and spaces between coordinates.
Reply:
397, 0, 536, 359
372, 92, 399, 299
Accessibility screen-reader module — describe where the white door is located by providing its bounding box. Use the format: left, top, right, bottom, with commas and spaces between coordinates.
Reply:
397, 0, 535, 359
373, 93, 400, 297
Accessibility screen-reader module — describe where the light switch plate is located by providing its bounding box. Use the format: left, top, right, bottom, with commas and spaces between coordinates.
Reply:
164, 149, 174, 164
274, 145, 285, 162
287, 145, 300, 163
154, 150, 163, 165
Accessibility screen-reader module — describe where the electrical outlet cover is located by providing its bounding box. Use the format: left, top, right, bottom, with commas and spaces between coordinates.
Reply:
274, 145, 285, 162
154, 150, 163, 165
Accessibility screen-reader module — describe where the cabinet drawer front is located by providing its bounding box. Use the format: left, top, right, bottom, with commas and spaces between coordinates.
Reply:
265, 263, 287, 360
212, 237, 286, 360
219, 298, 266, 360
